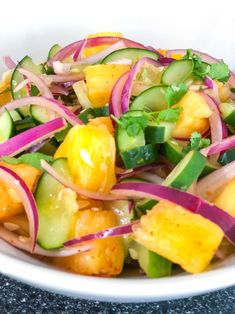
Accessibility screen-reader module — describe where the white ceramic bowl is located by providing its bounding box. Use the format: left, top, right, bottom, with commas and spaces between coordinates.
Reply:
0, 0, 235, 302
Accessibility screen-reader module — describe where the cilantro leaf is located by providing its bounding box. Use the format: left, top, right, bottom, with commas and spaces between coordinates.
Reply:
0, 156, 21, 165
18, 153, 53, 170
183, 132, 210, 154
208, 61, 230, 82
155, 108, 182, 124
112, 113, 148, 137
0, 153, 53, 170
183, 49, 210, 80
231, 88, 235, 94
166, 83, 187, 106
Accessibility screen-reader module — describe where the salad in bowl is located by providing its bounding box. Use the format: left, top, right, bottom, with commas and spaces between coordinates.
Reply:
0, 32, 235, 278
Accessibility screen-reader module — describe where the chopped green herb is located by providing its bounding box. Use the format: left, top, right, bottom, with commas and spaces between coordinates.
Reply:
155, 108, 182, 124
183, 49, 210, 79
0, 156, 21, 165
0, 153, 53, 170
183, 132, 210, 154
166, 83, 187, 106
208, 61, 230, 83
231, 88, 235, 94
117, 114, 149, 137
18, 153, 53, 170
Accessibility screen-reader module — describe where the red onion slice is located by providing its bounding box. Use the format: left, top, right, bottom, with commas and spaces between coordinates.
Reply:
109, 71, 129, 118
0, 96, 83, 125
121, 57, 161, 113
41, 160, 126, 201
64, 222, 137, 247
200, 134, 235, 157
49, 36, 146, 65
56, 40, 127, 73
3, 56, 16, 69
73, 38, 87, 61
49, 84, 69, 96
0, 226, 91, 257
197, 161, 235, 201
0, 166, 38, 251
116, 164, 157, 180
111, 182, 235, 245
0, 117, 66, 157
18, 68, 53, 97
165, 49, 219, 64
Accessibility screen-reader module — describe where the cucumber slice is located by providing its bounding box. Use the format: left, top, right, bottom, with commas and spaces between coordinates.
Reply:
9, 110, 22, 122
201, 160, 219, 176
130, 85, 168, 111
36, 158, 78, 249
219, 148, 235, 165
219, 102, 235, 126
161, 139, 187, 164
116, 111, 146, 152
145, 122, 174, 144
101, 48, 159, 64
47, 44, 61, 60
0, 109, 15, 143
30, 105, 54, 124
15, 117, 36, 133
135, 199, 158, 214
163, 150, 206, 190
120, 144, 159, 169
78, 106, 109, 123
161, 60, 194, 85
11, 56, 45, 117
129, 241, 171, 278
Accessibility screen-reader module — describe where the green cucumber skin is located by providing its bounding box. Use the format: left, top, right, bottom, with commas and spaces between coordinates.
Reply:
11, 56, 45, 117
164, 150, 206, 190
161, 139, 186, 164
129, 242, 171, 278
116, 111, 146, 153
161, 59, 194, 85
0, 109, 15, 143
47, 44, 61, 61
36, 158, 76, 250
101, 48, 159, 64
130, 85, 168, 112
219, 148, 235, 165
223, 112, 235, 126
136, 199, 158, 214
220, 102, 235, 126
121, 144, 159, 169
145, 123, 173, 144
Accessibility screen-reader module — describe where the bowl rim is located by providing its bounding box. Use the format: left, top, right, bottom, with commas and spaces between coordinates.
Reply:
1, 241, 235, 302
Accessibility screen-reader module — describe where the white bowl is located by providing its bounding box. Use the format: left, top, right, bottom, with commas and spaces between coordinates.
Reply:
0, 0, 235, 302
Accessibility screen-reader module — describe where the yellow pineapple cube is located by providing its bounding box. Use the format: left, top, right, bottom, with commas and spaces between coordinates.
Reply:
84, 64, 130, 107
54, 209, 125, 276
133, 201, 223, 273
213, 178, 235, 217
0, 161, 41, 222
172, 91, 212, 138
55, 124, 116, 193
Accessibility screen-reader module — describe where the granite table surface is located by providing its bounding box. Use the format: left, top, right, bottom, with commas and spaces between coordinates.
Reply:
1, 274, 235, 313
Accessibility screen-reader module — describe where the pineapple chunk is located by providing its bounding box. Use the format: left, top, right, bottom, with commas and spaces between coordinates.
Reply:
133, 201, 223, 273
55, 124, 116, 193
172, 91, 212, 138
84, 64, 130, 107
0, 161, 41, 222
88, 116, 114, 135
54, 209, 124, 276
213, 178, 235, 217
83, 32, 123, 58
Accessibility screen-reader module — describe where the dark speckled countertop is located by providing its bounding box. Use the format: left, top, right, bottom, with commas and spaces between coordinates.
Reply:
1, 274, 235, 313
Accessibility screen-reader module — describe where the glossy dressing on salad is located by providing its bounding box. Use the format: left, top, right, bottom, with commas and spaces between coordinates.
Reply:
0, 32, 235, 278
